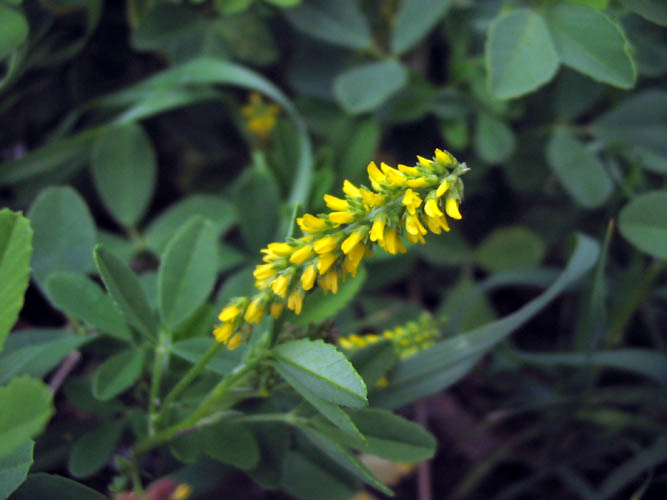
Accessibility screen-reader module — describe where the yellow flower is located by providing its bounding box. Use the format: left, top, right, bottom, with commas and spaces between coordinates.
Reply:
227, 333, 244, 350
297, 214, 328, 233
343, 243, 366, 277
424, 198, 443, 217
381, 162, 407, 186
171, 483, 192, 500
314, 235, 339, 254
329, 211, 355, 224
218, 304, 241, 322
287, 290, 304, 314
254, 263, 276, 280
301, 264, 318, 290
435, 148, 455, 165
370, 217, 385, 242
241, 92, 280, 139
436, 180, 450, 197
402, 188, 422, 214
343, 180, 362, 198
245, 297, 264, 323
213, 323, 234, 343
266, 242, 293, 256
317, 252, 337, 274
319, 269, 339, 294
289, 244, 314, 264
271, 275, 290, 297
341, 230, 366, 255
270, 302, 284, 318
405, 214, 427, 236
445, 197, 462, 219
323, 194, 348, 211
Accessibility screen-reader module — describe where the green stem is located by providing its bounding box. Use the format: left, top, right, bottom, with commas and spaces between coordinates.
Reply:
134, 362, 255, 457
148, 329, 171, 434
155, 341, 223, 427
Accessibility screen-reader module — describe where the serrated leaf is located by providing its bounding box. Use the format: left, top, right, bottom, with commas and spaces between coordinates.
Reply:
92, 349, 145, 401
68, 420, 125, 478
0, 377, 53, 459
0, 440, 33, 500
158, 216, 219, 328
294, 267, 366, 326
27, 186, 96, 289
545, 5, 636, 88
91, 123, 156, 227
485, 8, 559, 99
144, 194, 237, 254
334, 61, 408, 114
94, 245, 156, 341
274, 361, 362, 439
618, 191, 667, 259
273, 339, 367, 408
46, 272, 132, 342
0, 209, 32, 353
0, 329, 93, 386
546, 130, 613, 208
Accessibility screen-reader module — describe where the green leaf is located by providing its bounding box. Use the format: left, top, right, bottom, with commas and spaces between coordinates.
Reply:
340, 118, 382, 184
475, 226, 546, 272
485, 8, 559, 99
300, 427, 392, 495
390, 0, 452, 55
232, 160, 281, 253
281, 449, 360, 500
546, 130, 613, 208
592, 89, 667, 173
545, 5, 636, 88
27, 187, 96, 288
618, 191, 667, 259
510, 348, 667, 384
274, 339, 367, 408
294, 267, 366, 326
45, 273, 132, 342
0, 440, 33, 500
172, 338, 243, 376
144, 194, 237, 254
202, 422, 260, 470
0, 5, 28, 60
67, 420, 125, 478
317, 408, 436, 462
94, 245, 157, 341
91, 123, 157, 227
283, 0, 373, 50
9, 473, 107, 500
274, 361, 362, 439
0, 377, 53, 459
474, 112, 516, 164
0, 330, 92, 386
438, 276, 497, 333
92, 349, 145, 401
620, 0, 667, 27
158, 216, 219, 328
334, 61, 409, 114
0, 210, 32, 353
372, 234, 599, 408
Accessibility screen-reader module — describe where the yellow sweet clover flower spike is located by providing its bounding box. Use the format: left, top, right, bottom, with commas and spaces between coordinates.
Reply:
338, 313, 441, 360
213, 148, 468, 348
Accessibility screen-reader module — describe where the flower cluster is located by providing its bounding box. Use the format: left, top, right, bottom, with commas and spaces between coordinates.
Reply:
241, 92, 280, 139
214, 148, 468, 349
338, 313, 441, 359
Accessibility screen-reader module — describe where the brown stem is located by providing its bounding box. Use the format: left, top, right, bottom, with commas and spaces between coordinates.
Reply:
48, 350, 81, 393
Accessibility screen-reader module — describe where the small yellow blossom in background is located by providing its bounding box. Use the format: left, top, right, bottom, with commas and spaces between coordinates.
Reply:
338, 313, 441, 359
171, 483, 192, 500
241, 92, 280, 139
214, 148, 468, 349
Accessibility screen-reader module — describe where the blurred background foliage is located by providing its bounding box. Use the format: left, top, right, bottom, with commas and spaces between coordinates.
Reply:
1, 0, 666, 498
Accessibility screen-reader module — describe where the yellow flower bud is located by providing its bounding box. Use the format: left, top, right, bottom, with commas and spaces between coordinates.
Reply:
218, 304, 241, 322
424, 198, 443, 218
301, 264, 318, 290
324, 194, 348, 211
271, 275, 290, 298
287, 290, 304, 315
297, 214, 328, 233
213, 323, 234, 343
317, 252, 337, 274
289, 244, 314, 264
445, 197, 462, 219
314, 235, 339, 254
